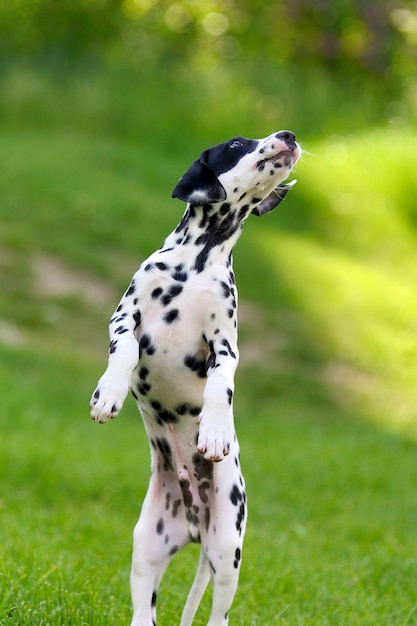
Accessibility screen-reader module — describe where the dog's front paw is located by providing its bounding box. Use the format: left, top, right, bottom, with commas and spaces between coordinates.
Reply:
197, 415, 233, 462
89, 374, 129, 423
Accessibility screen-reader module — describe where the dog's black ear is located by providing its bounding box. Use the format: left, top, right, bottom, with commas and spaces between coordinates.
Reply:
252, 181, 297, 217
172, 150, 226, 204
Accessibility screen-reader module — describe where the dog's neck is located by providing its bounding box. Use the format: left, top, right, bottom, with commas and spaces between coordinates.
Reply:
160, 201, 252, 273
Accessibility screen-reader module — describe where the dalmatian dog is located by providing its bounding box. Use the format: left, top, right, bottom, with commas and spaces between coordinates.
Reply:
90, 131, 301, 625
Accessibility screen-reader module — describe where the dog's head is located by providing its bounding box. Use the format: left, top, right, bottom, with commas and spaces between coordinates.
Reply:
172, 131, 301, 216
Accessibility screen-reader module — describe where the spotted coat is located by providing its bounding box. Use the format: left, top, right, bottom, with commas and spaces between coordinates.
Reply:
90, 130, 301, 626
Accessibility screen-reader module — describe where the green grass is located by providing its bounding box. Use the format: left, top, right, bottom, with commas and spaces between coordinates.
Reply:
1, 64, 417, 624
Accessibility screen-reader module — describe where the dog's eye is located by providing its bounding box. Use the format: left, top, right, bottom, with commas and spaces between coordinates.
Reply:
230, 139, 244, 149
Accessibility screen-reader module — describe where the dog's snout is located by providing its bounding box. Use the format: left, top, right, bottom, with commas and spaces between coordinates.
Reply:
276, 130, 297, 149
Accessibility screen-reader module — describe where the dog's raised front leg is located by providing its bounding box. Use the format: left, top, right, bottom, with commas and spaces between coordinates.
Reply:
90, 275, 141, 423
197, 335, 239, 462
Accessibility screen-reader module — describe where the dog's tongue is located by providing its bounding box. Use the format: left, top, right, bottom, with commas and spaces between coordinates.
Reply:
251, 180, 297, 217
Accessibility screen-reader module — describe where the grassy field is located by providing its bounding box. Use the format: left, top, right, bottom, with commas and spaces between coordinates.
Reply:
1, 64, 417, 624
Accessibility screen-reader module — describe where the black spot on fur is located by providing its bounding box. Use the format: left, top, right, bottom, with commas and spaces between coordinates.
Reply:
133, 309, 142, 329
198, 481, 210, 504
156, 437, 174, 472
152, 287, 163, 299
172, 499, 181, 518
233, 547, 241, 569
192, 452, 214, 481
195, 233, 209, 246
164, 309, 179, 324
193, 247, 210, 273
236, 502, 245, 534
161, 285, 183, 306
220, 281, 230, 298
230, 484, 243, 506
205, 339, 217, 371
126, 280, 136, 296
221, 338, 236, 358
112, 312, 127, 323
139, 333, 156, 356
139, 367, 149, 380
179, 479, 193, 509
137, 381, 151, 396
175, 403, 202, 417
219, 202, 230, 215
186, 508, 200, 527
184, 354, 206, 378
139, 333, 151, 350
158, 408, 179, 424
238, 205, 249, 219
172, 269, 188, 282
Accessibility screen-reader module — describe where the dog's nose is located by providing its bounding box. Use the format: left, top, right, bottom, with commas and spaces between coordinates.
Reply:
276, 131, 297, 149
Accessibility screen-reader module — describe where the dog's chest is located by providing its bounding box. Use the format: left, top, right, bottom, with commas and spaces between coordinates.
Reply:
131, 257, 237, 410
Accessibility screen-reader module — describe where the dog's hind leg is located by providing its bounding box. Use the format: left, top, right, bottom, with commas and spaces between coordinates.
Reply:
130, 470, 190, 626
204, 529, 245, 626
180, 548, 211, 626
204, 455, 247, 626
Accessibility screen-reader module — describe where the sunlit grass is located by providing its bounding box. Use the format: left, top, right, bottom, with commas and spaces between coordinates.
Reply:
300, 129, 417, 271
266, 231, 417, 431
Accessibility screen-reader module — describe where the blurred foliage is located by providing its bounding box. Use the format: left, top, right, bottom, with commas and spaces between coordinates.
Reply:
2, 0, 417, 88
2, 0, 417, 139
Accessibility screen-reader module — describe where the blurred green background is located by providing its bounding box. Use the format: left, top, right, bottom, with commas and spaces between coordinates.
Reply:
1, 1, 417, 624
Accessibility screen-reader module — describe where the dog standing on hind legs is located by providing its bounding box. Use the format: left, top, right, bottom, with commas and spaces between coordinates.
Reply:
90, 131, 301, 625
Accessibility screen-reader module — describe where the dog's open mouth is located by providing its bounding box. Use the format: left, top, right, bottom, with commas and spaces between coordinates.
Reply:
256, 149, 294, 170
251, 179, 297, 217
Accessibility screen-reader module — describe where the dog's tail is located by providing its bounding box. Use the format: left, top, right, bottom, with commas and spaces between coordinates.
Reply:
179, 548, 210, 626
